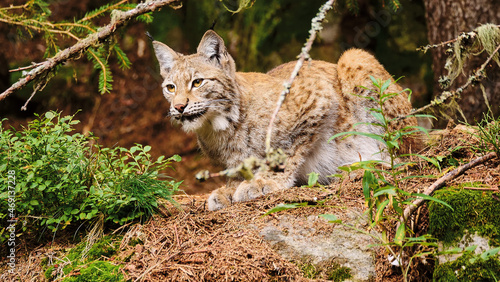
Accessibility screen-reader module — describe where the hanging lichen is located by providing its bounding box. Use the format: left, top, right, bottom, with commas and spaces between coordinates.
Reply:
440, 23, 500, 89
477, 23, 500, 67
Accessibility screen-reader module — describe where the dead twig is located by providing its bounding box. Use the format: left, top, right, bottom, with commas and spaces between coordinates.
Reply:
174, 225, 181, 247
463, 186, 499, 191
402, 152, 497, 222
9, 62, 44, 73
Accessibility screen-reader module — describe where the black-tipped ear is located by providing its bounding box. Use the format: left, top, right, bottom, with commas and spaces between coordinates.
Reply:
145, 31, 154, 42
152, 41, 179, 74
209, 20, 217, 31
196, 30, 226, 64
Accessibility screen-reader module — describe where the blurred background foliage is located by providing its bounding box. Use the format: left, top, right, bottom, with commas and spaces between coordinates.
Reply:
0, 0, 433, 194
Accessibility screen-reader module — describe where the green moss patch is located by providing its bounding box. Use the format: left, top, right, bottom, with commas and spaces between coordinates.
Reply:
327, 264, 353, 281
298, 259, 352, 281
63, 261, 124, 282
44, 235, 124, 281
433, 251, 500, 281
429, 186, 500, 246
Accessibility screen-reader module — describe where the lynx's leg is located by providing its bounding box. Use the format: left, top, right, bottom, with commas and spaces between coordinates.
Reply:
207, 185, 236, 211
232, 142, 318, 203
208, 149, 308, 210
207, 174, 285, 211
232, 172, 286, 203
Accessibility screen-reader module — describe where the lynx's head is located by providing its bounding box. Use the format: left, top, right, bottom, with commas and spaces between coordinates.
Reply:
152, 30, 240, 132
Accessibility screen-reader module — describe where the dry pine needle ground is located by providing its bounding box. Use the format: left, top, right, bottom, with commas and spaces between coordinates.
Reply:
1, 125, 499, 282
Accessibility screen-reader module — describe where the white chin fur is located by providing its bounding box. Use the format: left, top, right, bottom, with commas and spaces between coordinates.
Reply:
180, 118, 205, 132
178, 113, 231, 133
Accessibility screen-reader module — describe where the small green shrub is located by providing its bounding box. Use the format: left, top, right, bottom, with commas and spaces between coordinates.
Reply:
0, 111, 181, 243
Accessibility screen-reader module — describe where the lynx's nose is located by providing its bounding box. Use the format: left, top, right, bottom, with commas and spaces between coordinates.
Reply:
174, 103, 187, 113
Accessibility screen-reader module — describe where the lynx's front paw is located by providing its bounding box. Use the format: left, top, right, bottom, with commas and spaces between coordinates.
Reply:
207, 186, 234, 211
233, 178, 281, 203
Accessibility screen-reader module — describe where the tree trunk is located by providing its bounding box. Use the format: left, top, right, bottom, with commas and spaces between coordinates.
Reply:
423, 0, 500, 124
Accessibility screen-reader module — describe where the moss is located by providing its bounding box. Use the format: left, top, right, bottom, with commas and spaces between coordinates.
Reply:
62, 261, 124, 282
429, 186, 500, 246
85, 235, 119, 261
45, 265, 55, 280
327, 265, 353, 281
43, 235, 123, 281
433, 251, 500, 281
298, 260, 352, 281
300, 262, 320, 279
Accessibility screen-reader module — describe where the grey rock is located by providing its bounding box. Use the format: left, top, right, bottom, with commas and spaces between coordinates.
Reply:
260, 211, 378, 281
437, 230, 492, 264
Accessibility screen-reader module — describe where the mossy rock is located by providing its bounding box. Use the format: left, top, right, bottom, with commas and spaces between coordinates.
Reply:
429, 187, 500, 246
433, 251, 500, 281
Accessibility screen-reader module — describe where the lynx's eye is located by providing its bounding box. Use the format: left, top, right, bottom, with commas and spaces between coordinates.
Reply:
192, 79, 204, 88
165, 84, 176, 93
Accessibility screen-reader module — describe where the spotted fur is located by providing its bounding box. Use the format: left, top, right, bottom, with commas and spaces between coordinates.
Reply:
152, 30, 417, 211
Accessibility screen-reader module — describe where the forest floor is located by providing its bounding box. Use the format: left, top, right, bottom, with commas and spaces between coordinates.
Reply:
1, 124, 499, 282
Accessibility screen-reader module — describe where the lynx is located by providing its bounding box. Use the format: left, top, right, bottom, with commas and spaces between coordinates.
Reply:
152, 30, 417, 211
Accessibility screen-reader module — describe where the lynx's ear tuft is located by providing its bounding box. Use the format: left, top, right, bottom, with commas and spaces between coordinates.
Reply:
145, 31, 155, 42
197, 30, 227, 64
152, 41, 179, 74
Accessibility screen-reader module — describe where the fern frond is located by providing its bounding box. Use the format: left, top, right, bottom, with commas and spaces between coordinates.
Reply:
31, 0, 52, 19
43, 32, 59, 57
386, 0, 401, 12
136, 13, 154, 24
112, 44, 131, 70
87, 48, 113, 94
80, 3, 113, 22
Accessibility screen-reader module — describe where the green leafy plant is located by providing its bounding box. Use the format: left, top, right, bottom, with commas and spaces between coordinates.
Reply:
336, 0, 402, 14
321, 76, 452, 282
0, 111, 181, 243
303, 172, 322, 188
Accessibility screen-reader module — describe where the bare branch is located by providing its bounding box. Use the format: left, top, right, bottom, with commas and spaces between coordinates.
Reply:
9, 62, 44, 73
0, 0, 178, 103
264, 0, 335, 154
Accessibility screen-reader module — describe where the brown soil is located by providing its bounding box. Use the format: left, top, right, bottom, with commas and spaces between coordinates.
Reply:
1, 125, 499, 281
